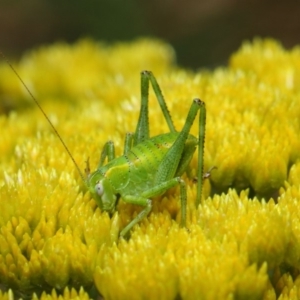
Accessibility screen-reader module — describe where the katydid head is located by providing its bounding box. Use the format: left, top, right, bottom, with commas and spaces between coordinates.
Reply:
86, 171, 117, 213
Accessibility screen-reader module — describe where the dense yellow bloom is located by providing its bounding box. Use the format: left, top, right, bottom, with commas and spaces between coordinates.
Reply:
1, 38, 300, 299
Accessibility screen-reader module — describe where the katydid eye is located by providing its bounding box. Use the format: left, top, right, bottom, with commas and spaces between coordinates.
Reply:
95, 181, 104, 196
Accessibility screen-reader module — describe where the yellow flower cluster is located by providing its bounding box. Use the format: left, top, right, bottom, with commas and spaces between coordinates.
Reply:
0, 38, 300, 299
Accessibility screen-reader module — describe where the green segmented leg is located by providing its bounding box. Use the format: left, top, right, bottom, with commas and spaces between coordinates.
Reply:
154, 99, 203, 184
98, 132, 134, 168
134, 71, 176, 146
120, 177, 186, 237
98, 141, 115, 168
196, 99, 206, 207
124, 132, 134, 155
154, 98, 205, 208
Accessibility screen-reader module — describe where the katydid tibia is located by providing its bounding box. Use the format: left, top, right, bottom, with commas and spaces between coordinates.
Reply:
1, 51, 208, 238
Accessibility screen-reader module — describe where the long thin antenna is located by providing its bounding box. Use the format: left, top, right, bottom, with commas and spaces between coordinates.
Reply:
0, 51, 86, 183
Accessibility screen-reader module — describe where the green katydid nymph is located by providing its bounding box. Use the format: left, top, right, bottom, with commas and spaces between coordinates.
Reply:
86, 71, 207, 237
1, 52, 209, 238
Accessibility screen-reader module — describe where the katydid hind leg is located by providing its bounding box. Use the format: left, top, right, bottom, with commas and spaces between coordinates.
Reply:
134, 71, 150, 145
154, 99, 204, 185
147, 71, 176, 133
153, 99, 206, 207
134, 71, 176, 146
196, 100, 206, 207
175, 137, 198, 177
